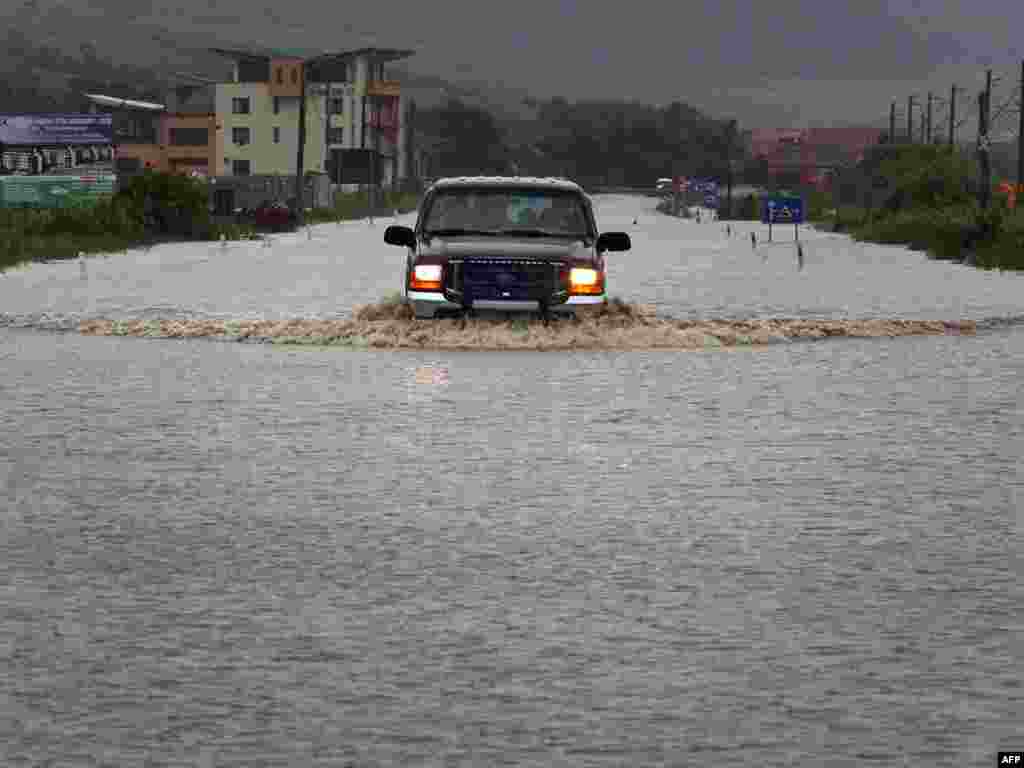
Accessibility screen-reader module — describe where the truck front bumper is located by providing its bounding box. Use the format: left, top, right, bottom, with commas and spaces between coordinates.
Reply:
407, 291, 606, 319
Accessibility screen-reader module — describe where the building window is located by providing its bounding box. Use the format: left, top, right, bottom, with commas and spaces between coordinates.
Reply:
231, 97, 250, 115
276, 67, 283, 84
327, 126, 344, 145
273, 96, 280, 115
232, 127, 251, 146
273, 126, 281, 144
291, 68, 299, 85
232, 159, 251, 176
327, 97, 344, 115
169, 127, 209, 146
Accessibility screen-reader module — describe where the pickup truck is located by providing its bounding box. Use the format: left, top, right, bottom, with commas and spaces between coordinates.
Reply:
383, 176, 631, 319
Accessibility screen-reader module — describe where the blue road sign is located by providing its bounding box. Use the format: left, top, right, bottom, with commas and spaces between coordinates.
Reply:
762, 196, 804, 224
703, 193, 719, 207
687, 178, 718, 194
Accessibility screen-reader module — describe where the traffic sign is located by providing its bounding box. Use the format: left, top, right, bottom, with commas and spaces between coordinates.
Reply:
761, 196, 804, 224
689, 178, 719, 193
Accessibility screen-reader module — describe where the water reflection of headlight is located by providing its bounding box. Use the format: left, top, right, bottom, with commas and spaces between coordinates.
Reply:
414, 365, 449, 386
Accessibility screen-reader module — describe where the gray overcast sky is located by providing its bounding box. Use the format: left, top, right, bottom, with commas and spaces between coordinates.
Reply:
12, 0, 1024, 128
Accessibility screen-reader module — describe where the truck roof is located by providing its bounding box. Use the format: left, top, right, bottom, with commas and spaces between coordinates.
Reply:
430, 176, 583, 192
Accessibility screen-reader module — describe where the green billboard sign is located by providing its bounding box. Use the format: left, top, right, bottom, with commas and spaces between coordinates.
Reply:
0, 174, 117, 209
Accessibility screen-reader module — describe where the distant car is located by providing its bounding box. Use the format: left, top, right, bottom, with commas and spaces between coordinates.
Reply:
253, 201, 296, 232
383, 176, 631, 319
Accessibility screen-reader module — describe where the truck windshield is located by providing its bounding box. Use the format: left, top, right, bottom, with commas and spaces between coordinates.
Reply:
423, 189, 592, 238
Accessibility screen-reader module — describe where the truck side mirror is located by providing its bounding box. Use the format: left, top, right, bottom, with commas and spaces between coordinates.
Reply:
597, 232, 631, 252
384, 225, 415, 247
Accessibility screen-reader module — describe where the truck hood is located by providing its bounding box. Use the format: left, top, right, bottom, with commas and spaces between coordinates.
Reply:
420, 236, 595, 262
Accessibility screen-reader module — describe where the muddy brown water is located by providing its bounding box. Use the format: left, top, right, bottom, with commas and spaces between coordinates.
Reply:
71, 299, 978, 350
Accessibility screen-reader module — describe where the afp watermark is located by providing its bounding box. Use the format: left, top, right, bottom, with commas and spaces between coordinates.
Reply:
998, 752, 1024, 765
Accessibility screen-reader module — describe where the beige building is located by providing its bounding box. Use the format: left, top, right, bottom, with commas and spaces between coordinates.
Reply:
213, 52, 326, 178
210, 46, 414, 191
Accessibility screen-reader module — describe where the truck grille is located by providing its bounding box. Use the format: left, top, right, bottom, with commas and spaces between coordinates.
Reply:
449, 259, 564, 304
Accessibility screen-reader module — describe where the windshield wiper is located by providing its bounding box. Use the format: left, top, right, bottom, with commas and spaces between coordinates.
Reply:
424, 228, 500, 237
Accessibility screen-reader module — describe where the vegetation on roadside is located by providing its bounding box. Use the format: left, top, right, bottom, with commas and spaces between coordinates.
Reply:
0, 172, 422, 272
817, 145, 1024, 270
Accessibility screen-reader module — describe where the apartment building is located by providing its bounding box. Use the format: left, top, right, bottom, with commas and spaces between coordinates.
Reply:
210, 46, 413, 188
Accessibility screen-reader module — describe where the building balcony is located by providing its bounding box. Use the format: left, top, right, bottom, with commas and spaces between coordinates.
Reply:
366, 80, 401, 98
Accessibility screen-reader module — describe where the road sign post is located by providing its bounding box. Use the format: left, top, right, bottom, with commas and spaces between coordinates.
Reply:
762, 195, 804, 243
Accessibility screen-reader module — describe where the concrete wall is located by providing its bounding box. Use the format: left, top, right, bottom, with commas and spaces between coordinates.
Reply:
208, 173, 331, 211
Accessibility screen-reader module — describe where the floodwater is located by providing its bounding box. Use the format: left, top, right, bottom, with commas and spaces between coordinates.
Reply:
1, 195, 1022, 766
1, 194, 1023, 323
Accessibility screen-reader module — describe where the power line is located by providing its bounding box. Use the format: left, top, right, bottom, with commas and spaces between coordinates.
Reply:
989, 92, 1022, 127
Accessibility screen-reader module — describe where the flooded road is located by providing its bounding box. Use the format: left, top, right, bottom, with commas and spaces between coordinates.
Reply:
2, 194, 1023, 323
1, 195, 1022, 766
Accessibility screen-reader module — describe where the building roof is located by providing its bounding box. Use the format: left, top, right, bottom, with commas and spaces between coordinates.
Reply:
431, 176, 583, 192
167, 84, 216, 115
209, 45, 414, 64
84, 93, 166, 112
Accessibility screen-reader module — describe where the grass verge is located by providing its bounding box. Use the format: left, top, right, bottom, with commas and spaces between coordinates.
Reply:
0, 188, 422, 273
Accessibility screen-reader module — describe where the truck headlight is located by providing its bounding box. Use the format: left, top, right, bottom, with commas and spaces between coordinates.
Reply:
411, 264, 443, 291
569, 267, 602, 294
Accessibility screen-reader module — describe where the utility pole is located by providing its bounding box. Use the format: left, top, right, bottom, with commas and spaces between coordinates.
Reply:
1018, 60, 1024, 190
982, 69, 992, 210
890, 102, 896, 143
294, 59, 308, 226
949, 85, 957, 149
725, 118, 736, 219
926, 92, 933, 145
978, 88, 991, 210
369, 91, 376, 220
907, 95, 915, 143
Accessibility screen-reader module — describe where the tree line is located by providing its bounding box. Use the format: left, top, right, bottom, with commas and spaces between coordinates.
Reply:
414, 97, 745, 186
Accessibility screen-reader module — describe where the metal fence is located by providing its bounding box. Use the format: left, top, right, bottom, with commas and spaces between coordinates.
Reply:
207, 174, 332, 214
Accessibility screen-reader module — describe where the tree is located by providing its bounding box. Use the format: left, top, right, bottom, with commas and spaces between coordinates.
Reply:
417, 99, 510, 176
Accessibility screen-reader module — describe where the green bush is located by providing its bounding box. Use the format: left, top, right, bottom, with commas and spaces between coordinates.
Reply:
830, 206, 868, 232
804, 188, 833, 222
974, 209, 1024, 270
0, 170, 217, 270
875, 145, 975, 212
851, 206, 981, 259
208, 222, 258, 242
